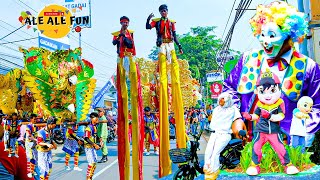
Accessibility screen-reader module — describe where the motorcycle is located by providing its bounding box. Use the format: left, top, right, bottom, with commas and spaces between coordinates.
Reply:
169, 131, 204, 180
169, 122, 176, 140
219, 130, 247, 169
169, 130, 247, 179
107, 124, 116, 143
52, 125, 65, 145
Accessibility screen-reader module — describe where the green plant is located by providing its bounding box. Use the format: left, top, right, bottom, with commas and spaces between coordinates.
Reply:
240, 141, 314, 173
240, 142, 253, 171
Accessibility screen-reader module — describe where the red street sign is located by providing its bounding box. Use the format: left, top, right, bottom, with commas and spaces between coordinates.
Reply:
210, 83, 222, 98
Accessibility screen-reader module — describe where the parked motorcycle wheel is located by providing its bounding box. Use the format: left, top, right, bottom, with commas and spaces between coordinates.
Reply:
173, 165, 195, 180
54, 137, 65, 144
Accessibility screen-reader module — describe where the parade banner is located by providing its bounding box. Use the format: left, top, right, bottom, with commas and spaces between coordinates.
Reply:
59, 0, 92, 28
92, 78, 114, 108
206, 70, 224, 82
38, 34, 70, 51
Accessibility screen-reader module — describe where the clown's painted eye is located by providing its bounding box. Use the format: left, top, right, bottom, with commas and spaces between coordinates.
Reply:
304, 104, 308, 107
261, 33, 265, 37
259, 89, 264, 94
270, 35, 275, 38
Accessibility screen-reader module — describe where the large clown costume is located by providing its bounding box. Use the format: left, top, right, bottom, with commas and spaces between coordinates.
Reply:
223, 1, 320, 142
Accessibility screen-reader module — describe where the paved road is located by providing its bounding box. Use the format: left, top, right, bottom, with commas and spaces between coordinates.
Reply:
49, 134, 208, 180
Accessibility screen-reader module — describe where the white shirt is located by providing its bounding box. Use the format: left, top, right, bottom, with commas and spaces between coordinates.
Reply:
261, 49, 293, 81
209, 105, 241, 134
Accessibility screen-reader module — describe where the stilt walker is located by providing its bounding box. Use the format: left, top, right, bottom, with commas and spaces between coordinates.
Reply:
146, 4, 186, 177
112, 16, 144, 180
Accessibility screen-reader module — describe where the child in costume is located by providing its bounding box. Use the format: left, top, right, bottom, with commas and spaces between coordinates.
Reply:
5, 113, 21, 157
84, 112, 101, 180
62, 118, 83, 171
144, 107, 159, 155
203, 92, 242, 180
36, 117, 57, 180
242, 70, 299, 175
290, 96, 313, 153
25, 114, 38, 178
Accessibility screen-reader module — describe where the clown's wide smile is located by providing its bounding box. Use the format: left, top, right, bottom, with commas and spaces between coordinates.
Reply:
264, 46, 274, 54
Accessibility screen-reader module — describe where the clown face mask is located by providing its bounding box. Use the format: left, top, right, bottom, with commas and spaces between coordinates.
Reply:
256, 84, 281, 105
258, 22, 288, 58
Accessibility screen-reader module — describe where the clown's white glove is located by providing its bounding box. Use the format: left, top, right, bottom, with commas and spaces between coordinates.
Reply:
269, 114, 284, 122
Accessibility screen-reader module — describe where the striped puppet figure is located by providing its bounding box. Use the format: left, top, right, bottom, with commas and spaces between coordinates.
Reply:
84, 112, 101, 180
36, 117, 57, 180
62, 118, 83, 171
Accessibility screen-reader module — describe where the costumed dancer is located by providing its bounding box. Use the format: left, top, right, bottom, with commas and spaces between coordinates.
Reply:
223, 1, 320, 146
84, 112, 101, 180
203, 93, 242, 180
290, 96, 313, 153
144, 107, 159, 155
1, 110, 10, 152
25, 113, 38, 178
242, 70, 299, 175
62, 118, 83, 171
146, 4, 186, 177
36, 117, 57, 180
5, 113, 21, 157
112, 16, 144, 180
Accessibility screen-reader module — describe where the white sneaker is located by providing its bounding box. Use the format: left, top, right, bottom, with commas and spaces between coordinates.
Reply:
8, 154, 12, 157
27, 173, 33, 178
14, 154, 19, 158
145, 152, 150, 156
66, 166, 71, 171
73, 167, 83, 171
155, 151, 159, 155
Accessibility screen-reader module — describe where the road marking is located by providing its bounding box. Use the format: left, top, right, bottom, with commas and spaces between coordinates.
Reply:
93, 159, 118, 179
93, 148, 132, 179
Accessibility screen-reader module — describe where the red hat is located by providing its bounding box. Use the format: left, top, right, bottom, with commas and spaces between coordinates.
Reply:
256, 69, 280, 86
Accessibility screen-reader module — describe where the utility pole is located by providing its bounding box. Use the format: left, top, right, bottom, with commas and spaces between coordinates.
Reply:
297, 0, 309, 56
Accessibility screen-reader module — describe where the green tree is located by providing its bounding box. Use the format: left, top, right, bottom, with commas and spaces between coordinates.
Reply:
148, 26, 225, 79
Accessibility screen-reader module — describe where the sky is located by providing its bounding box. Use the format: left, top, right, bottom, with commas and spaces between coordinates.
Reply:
0, 0, 298, 89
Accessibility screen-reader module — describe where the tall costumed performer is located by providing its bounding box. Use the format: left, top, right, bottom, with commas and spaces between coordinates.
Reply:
146, 4, 186, 177
112, 16, 144, 180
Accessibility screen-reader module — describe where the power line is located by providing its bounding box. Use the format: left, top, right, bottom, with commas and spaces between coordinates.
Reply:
221, 0, 237, 40
0, 44, 22, 53
0, 25, 25, 41
0, 37, 37, 45
15, 0, 38, 13
0, 57, 23, 68
217, 0, 253, 72
0, 19, 37, 39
